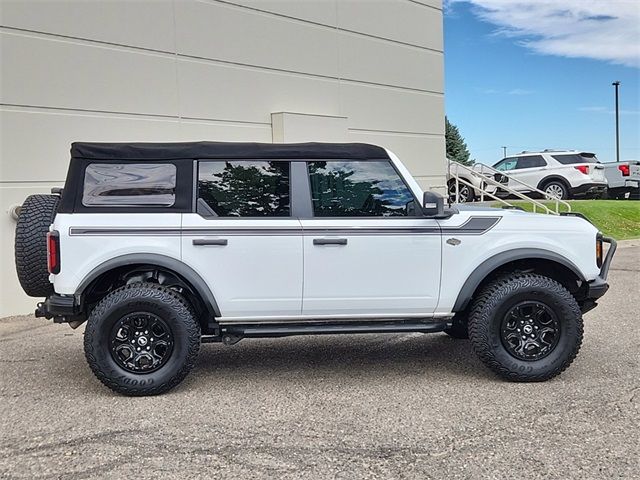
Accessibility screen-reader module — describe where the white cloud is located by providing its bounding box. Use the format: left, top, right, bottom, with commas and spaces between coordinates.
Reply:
447, 1, 640, 68
507, 88, 534, 95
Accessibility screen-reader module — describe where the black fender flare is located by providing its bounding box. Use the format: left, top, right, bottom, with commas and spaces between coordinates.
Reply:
452, 248, 586, 312
76, 253, 221, 317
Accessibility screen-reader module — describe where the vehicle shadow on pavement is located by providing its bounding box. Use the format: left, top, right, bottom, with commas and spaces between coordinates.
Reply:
193, 332, 491, 382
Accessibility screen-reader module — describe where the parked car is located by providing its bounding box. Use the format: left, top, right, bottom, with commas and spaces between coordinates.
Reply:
601, 160, 640, 199
492, 150, 607, 200
15, 141, 615, 395
447, 160, 508, 203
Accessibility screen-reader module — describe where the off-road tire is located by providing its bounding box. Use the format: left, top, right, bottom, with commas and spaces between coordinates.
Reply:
468, 273, 583, 382
444, 312, 469, 339
84, 283, 200, 396
14, 194, 60, 297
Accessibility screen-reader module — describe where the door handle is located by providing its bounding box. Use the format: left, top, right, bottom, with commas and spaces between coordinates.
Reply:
313, 238, 347, 246
192, 238, 228, 246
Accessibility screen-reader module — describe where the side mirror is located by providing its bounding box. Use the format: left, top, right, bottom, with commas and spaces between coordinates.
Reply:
422, 191, 445, 217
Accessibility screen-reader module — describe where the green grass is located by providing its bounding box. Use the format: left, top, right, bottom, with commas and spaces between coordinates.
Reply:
493, 200, 640, 240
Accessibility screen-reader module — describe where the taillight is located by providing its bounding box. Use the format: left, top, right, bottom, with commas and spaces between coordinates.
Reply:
618, 164, 630, 176
596, 234, 603, 268
574, 165, 589, 175
47, 231, 60, 274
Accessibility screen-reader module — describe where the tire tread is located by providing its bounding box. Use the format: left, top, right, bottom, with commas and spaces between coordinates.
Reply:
468, 273, 583, 382
83, 283, 200, 396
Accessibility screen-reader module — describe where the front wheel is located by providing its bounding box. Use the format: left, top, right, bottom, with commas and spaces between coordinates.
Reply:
448, 181, 474, 203
468, 273, 583, 382
84, 283, 201, 396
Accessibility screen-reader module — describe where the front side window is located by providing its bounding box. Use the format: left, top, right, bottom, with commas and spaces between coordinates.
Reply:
198, 161, 290, 217
82, 163, 176, 207
516, 155, 546, 169
308, 161, 416, 217
494, 158, 518, 171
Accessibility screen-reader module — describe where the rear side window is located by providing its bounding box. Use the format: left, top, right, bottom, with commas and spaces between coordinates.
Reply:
308, 161, 416, 217
552, 153, 598, 164
516, 156, 546, 169
198, 161, 290, 217
82, 163, 176, 207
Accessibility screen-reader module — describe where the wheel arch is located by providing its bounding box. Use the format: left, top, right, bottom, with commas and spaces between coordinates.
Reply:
447, 177, 477, 197
77, 253, 221, 319
536, 175, 571, 191
452, 249, 586, 312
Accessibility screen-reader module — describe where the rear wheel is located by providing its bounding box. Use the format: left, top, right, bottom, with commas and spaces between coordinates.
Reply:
542, 181, 569, 200
14, 194, 59, 297
468, 273, 583, 382
84, 283, 200, 396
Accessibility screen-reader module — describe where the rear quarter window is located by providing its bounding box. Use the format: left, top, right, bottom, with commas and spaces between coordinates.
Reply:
82, 163, 177, 207
552, 154, 598, 164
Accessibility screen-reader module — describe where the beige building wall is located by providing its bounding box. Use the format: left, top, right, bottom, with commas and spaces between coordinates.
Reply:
0, 0, 445, 316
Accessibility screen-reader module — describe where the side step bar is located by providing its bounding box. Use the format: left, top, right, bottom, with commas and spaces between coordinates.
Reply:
204, 320, 452, 345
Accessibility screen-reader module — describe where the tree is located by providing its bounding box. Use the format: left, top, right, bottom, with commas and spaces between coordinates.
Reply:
445, 117, 472, 166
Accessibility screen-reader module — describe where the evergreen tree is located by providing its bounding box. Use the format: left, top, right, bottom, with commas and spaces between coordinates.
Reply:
445, 117, 472, 166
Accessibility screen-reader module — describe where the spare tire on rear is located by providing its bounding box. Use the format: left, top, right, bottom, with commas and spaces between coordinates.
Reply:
15, 194, 60, 297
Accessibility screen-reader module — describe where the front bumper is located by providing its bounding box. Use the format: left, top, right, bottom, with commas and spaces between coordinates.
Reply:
584, 236, 617, 300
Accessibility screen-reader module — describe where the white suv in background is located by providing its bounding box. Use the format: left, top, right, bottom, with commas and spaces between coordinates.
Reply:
493, 150, 607, 200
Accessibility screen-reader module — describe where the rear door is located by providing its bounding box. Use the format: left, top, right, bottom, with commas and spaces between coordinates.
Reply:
300, 160, 441, 316
181, 160, 303, 319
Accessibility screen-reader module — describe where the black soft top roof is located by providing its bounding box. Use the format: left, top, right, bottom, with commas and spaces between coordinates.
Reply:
70, 141, 388, 161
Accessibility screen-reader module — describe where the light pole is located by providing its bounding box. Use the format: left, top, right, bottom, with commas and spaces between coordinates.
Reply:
612, 81, 620, 163
502, 146, 507, 158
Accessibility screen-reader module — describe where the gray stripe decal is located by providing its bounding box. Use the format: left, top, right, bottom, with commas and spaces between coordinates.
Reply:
69, 216, 501, 237
441, 216, 501, 235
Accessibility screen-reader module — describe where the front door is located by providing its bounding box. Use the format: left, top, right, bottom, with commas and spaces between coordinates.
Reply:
181, 160, 302, 318
300, 160, 441, 316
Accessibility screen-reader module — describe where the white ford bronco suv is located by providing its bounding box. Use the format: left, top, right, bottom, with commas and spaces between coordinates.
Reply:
15, 142, 616, 396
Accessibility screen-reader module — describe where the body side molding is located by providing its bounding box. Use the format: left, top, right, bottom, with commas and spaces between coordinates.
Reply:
452, 248, 586, 312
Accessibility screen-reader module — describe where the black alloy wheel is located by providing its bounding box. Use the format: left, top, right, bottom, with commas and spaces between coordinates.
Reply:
500, 301, 560, 361
110, 312, 174, 373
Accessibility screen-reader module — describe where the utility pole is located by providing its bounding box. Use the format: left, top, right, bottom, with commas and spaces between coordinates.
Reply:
612, 81, 620, 163
501, 146, 507, 158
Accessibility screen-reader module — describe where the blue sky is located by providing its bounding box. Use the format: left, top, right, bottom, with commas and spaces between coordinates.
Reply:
444, 0, 640, 165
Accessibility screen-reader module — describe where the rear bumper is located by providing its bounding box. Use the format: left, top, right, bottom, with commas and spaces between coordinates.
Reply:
571, 183, 607, 196
35, 294, 83, 322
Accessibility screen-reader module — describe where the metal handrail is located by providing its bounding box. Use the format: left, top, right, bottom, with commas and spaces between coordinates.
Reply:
472, 162, 572, 213
448, 160, 572, 214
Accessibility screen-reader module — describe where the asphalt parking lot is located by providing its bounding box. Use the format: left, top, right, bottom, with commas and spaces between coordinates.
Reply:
1, 244, 638, 479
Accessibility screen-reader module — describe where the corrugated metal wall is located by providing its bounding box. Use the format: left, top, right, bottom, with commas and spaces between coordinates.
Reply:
0, 0, 445, 316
